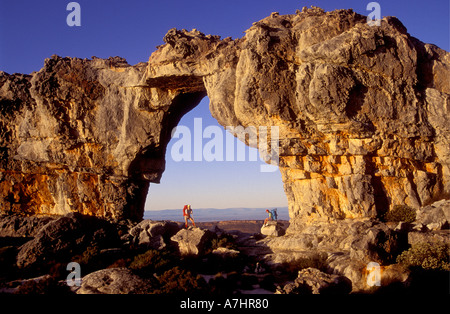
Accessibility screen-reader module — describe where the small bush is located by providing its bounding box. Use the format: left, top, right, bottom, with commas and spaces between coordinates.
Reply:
384, 205, 416, 223
71, 245, 107, 274
397, 241, 450, 271
280, 252, 328, 279
211, 234, 238, 250
208, 272, 237, 295
73, 245, 100, 266
129, 249, 174, 276
153, 266, 207, 294
15, 274, 71, 295
107, 258, 131, 268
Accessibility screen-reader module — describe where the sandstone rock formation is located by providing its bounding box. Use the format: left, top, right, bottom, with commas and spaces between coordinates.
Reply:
0, 7, 449, 234
0, 57, 205, 221
128, 219, 181, 249
146, 7, 450, 233
77, 267, 147, 294
277, 267, 352, 294
0, 214, 54, 237
171, 227, 215, 255
16, 212, 120, 269
415, 199, 450, 231
260, 221, 285, 236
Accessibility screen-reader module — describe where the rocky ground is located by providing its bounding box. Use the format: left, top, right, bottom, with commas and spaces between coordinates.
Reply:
0, 199, 448, 295
196, 220, 289, 235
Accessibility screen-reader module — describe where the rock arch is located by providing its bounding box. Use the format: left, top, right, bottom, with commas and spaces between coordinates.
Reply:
0, 8, 449, 234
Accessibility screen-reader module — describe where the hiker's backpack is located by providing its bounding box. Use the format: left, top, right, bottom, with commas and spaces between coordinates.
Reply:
270, 208, 278, 220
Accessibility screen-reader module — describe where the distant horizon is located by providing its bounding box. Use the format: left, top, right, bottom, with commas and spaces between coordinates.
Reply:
144, 206, 290, 222
144, 206, 288, 212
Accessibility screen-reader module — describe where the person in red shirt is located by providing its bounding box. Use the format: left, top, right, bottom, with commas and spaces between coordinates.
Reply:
263, 209, 273, 227
183, 204, 196, 228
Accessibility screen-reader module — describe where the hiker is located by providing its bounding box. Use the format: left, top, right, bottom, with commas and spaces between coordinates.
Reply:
263, 208, 278, 226
263, 209, 273, 226
183, 204, 196, 228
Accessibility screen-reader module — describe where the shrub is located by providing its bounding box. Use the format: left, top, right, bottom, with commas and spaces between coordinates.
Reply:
153, 266, 207, 294
15, 274, 72, 295
73, 245, 100, 266
384, 205, 416, 223
71, 245, 106, 274
208, 272, 237, 295
129, 249, 173, 276
211, 234, 238, 251
397, 241, 450, 271
280, 252, 329, 279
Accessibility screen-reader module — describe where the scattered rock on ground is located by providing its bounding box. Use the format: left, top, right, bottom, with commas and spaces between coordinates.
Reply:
408, 230, 450, 246
212, 247, 240, 258
261, 219, 405, 264
278, 267, 352, 294
16, 212, 120, 269
415, 199, 450, 231
261, 221, 285, 237
171, 227, 215, 255
0, 215, 54, 237
129, 219, 180, 249
77, 268, 148, 294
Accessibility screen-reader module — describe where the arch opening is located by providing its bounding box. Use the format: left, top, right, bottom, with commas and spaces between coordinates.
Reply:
143, 97, 288, 222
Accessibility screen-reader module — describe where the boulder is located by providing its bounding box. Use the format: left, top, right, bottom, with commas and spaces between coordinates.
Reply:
0, 214, 54, 237
0, 274, 53, 294
260, 221, 285, 237
380, 264, 411, 288
16, 213, 120, 269
212, 247, 240, 258
327, 253, 368, 292
408, 230, 450, 246
77, 268, 147, 294
415, 200, 450, 231
129, 219, 180, 249
262, 219, 405, 264
171, 227, 215, 255
278, 267, 352, 294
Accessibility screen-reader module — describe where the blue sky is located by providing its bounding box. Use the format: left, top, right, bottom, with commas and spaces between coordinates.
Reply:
0, 0, 448, 211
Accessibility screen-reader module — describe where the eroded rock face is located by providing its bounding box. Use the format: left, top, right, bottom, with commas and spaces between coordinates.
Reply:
0, 7, 449, 229
145, 7, 450, 231
16, 212, 120, 269
278, 267, 352, 294
0, 57, 205, 221
77, 267, 147, 294
260, 221, 285, 237
171, 227, 215, 255
129, 219, 181, 249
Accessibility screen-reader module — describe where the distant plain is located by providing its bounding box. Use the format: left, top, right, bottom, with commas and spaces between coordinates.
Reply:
144, 207, 289, 222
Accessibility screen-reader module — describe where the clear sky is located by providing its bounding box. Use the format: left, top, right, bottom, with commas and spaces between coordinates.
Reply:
0, 0, 448, 211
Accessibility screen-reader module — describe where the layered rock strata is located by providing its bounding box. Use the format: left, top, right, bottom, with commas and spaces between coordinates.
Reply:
0, 57, 205, 221
0, 7, 449, 232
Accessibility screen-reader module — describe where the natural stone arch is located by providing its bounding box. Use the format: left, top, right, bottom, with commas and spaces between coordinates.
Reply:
0, 8, 449, 235
0, 55, 207, 221
145, 10, 450, 232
